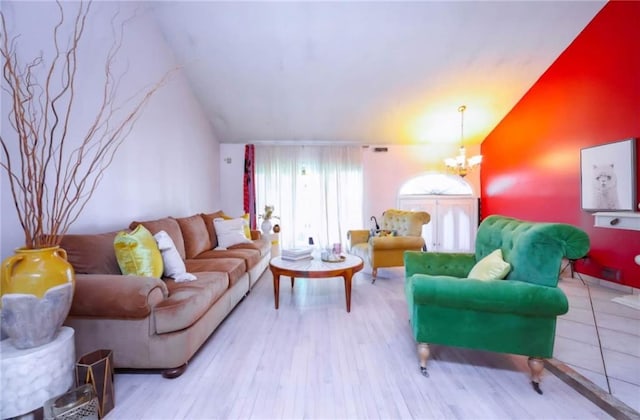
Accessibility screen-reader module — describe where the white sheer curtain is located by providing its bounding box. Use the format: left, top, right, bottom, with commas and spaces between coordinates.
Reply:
255, 145, 363, 250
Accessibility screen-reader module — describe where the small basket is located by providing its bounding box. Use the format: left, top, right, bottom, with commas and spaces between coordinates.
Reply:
43, 384, 99, 420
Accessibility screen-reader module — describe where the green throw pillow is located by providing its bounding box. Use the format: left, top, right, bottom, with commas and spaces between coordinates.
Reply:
114, 224, 163, 278
468, 249, 511, 281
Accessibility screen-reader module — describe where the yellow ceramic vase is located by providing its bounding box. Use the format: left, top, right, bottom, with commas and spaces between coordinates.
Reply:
1, 246, 75, 349
1, 246, 74, 298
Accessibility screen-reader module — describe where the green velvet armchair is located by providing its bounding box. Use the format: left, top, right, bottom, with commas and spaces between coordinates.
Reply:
404, 215, 590, 393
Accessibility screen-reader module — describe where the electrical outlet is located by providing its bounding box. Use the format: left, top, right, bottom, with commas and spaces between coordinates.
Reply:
601, 266, 622, 283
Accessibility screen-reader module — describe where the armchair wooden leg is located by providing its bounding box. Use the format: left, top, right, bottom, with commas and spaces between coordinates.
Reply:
417, 342, 430, 377
527, 357, 544, 394
372, 268, 377, 284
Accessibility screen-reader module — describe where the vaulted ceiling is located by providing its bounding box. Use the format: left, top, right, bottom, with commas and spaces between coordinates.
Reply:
150, 1, 605, 146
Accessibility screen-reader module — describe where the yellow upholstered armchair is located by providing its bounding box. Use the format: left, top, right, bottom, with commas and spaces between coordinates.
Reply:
347, 209, 430, 283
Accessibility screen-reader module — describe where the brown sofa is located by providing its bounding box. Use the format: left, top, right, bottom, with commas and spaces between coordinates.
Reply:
61, 211, 270, 378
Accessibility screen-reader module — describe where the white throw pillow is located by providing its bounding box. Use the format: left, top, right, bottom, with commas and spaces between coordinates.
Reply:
213, 218, 251, 249
154, 230, 197, 283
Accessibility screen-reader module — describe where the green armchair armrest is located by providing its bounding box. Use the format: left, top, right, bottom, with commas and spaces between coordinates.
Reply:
409, 274, 568, 317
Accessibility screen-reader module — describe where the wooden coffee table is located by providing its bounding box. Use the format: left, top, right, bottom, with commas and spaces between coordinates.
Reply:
270, 254, 364, 312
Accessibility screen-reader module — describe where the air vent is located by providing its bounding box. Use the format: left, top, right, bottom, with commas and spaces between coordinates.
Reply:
373, 147, 388, 152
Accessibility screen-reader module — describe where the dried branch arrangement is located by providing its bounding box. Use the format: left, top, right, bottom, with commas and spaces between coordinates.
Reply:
1, 1, 171, 249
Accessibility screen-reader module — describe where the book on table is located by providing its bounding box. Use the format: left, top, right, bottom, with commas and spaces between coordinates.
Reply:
281, 247, 313, 260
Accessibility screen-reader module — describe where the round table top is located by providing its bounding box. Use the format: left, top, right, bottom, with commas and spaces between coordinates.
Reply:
270, 252, 363, 275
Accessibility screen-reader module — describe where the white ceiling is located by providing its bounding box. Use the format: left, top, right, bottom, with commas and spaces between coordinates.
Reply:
151, 1, 605, 146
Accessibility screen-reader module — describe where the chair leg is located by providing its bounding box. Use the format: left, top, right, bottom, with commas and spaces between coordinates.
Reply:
417, 342, 430, 377
527, 357, 544, 394
371, 268, 377, 284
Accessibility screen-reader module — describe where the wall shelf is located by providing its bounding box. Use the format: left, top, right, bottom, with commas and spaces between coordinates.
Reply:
593, 212, 640, 231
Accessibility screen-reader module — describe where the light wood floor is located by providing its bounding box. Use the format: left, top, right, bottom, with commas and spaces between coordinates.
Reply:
110, 268, 612, 419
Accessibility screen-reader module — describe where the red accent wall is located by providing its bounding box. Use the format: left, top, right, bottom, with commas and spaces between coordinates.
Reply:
481, 1, 640, 288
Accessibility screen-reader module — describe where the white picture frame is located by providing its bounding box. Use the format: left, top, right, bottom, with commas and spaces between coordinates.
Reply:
580, 138, 636, 211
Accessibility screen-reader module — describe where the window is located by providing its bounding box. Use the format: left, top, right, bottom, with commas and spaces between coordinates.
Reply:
399, 172, 474, 196
255, 146, 363, 249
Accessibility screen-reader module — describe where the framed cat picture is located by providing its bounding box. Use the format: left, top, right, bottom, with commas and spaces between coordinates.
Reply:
580, 138, 636, 211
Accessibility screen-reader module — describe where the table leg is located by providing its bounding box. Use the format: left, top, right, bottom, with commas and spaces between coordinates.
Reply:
271, 268, 280, 310
343, 270, 353, 313
291, 277, 295, 288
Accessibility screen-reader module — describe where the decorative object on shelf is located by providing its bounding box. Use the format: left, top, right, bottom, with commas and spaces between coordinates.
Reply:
580, 138, 636, 211
273, 224, 281, 233
444, 105, 482, 177
76, 349, 115, 419
259, 205, 279, 234
0, 2, 170, 348
1, 247, 74, 349
261, 219, 273, 235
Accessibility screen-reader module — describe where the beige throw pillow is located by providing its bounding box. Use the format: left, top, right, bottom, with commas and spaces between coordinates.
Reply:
468, 249, 511, 281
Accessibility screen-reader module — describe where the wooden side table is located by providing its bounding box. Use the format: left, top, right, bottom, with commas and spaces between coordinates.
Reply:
1, 326, 75, 418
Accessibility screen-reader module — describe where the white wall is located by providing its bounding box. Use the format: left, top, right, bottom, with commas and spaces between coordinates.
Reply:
362, 144, 481, 222
219, 144, 247, 216
217, 143, 481, 229
1, 2, 220, 260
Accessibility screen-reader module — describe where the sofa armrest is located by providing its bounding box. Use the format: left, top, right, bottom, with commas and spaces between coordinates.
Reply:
408, 275, 569, 317
70, 274, 168, 319
347, 229, 370, 248
404, 250, 476, 278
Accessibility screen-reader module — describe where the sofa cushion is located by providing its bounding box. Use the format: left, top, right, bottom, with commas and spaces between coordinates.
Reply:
196, 248, 262, 270
114, 225, 164, 278
153, 272, 229, 334
201, 211, 252, 247
201, 211, 226, 249
213, 217, 251, 249
154, 231, 197, 282
185, 257, 246, 287
130, 217, 186, 260
230, 237, 271, 257
175, 214, 212, 259
60, 231, 121, 275
220, 212, 251, 239
468, 249, 511, 281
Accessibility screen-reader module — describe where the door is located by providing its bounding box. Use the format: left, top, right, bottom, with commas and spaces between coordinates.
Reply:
397, 196, 478, 253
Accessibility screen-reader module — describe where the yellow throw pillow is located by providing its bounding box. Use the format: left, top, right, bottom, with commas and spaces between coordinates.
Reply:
468, 249, 511, 281
114, 225, 163, 278
221, 212, 251, 239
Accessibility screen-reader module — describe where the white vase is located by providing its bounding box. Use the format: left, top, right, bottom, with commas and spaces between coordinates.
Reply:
261, 219, 272, 235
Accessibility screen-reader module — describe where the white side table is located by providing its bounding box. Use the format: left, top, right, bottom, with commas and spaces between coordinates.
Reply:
1, 326, 75, 418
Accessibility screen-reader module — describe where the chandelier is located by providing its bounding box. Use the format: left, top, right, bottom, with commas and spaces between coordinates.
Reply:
444, 105, 482, 177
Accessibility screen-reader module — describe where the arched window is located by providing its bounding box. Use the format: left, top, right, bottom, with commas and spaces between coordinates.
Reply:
399, 173, 474, 196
